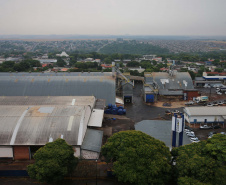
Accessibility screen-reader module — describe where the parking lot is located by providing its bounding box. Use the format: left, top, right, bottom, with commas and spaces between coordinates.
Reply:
124, 83, 226, 141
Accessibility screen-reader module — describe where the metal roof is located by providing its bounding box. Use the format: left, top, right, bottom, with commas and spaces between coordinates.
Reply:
146, 72, 194, 90
0, 96, 96, 107
88, 109, 104, 127
135, 120, 191, 149
195, 77, 205, 81
81, 129, 103, 152
184, 107, 226, 116
0, 75, 115, 105
203, 76, 226, 80
0, 72, 112, 76
0, 105, 91, 146
159, 89, 184, 95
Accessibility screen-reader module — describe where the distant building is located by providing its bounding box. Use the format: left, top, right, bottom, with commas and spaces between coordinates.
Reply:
56, 51, 69, 57
128, 66, 145, 73
143, 55, 156, 60
101, 64, 112, 69
41, 54, 48, 59
38, 59, 57, 64
95, 59, 101, 63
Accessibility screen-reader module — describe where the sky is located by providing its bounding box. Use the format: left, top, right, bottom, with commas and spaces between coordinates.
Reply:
0, 0, 226, 36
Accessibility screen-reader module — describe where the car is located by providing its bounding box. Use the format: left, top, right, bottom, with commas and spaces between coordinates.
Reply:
184, 129, 192, 132
186, 131, 194, 135
224, 100, 226, 104
171, 110, 180, 114
165, 109, 171, 115
191, 140, 200, 143
208, 131, 217, 136
218, 101, 224, 105
185, 101, 194, 105
220, 132, 225, 135
217, 92, 222, 95
200, 125, 212, 129
187, 133, 195, 137
207, 103, 213, 107
212, 101, 218, 106
212, 125, 221, 129
190, 137, 199, 141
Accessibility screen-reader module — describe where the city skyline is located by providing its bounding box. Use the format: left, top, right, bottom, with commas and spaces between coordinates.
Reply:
0, 0, 226, 36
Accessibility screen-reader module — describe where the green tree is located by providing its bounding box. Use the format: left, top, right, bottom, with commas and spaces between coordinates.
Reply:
27, 139, 78, 184
127, 61, 140, 67
215, 68, 224, 73
172, 134, 226, 185
101, 131, 171, 185
56, 58, 66, 67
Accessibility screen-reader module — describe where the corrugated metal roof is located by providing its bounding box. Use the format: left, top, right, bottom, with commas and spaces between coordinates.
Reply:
88, 109, 104, 127
0, 76, 115, 105
0, 72, 112, 76
146, 72, 194, 90
184, 107, 226, 116
135, 120, 191, 149
144, 86, 153, 93
81, 129, 103, 152
159, 89, 184, 95
0, 105, 90, 146
0, 96, 96, 107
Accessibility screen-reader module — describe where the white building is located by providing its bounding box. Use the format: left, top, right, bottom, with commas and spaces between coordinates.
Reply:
56, 51, 69, 57
184, 107, 226, 126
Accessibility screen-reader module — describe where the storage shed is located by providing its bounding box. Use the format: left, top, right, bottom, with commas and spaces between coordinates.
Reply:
0, 96, 104, 160
0, 72, 115, 105
184, 107, 226, 128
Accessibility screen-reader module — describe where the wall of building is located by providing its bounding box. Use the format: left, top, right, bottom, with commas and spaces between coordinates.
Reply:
185, 115, 224, 124
81, 150, 99, 159
184, 90, 199, 100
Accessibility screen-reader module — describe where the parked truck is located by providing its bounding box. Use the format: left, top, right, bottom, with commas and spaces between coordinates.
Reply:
195, 96, 209, 103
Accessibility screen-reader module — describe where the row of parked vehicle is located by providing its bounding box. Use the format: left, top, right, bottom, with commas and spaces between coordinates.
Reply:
200, 124, 221, 129
206, 99, 226, 107
215, 87, 226, 95
184, 126, 200, 143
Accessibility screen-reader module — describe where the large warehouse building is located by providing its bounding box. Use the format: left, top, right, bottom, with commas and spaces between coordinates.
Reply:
184, 107, 226, 128
143, 71, 198, 102
0, 72, 116, 105
0, 96, 104, 160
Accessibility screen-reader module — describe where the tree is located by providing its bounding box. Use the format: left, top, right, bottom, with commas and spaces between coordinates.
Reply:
27, 139, 78, 184
56, 58, 66, 67
101, 131, 171, 185
126, 61, 140, 67
215, 68, 224, 73
172, 134, 226, 185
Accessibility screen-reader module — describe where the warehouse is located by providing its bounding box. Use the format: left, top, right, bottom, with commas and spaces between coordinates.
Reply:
0, 72, 115, 105
0, 96, 104, 160
143, 72, 197, 101
184, 107, 226, 127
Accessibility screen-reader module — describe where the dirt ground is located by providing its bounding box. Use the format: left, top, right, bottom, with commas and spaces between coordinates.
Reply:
152, 101, 185, 108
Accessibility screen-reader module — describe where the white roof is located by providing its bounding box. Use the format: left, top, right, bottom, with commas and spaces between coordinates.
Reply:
184, 107, 226, 116
88, 109, 104, 127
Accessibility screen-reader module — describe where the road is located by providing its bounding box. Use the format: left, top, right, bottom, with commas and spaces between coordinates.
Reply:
124, 82, 183, 123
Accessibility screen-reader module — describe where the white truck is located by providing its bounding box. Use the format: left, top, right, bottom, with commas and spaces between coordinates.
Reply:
195, 96, 209, 103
